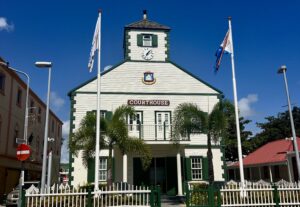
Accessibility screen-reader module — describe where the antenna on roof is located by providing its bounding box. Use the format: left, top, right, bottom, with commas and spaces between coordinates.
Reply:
143, 10, 147, 20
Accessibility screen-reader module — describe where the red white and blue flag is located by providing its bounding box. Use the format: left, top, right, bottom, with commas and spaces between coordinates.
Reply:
215, 29, 232, 72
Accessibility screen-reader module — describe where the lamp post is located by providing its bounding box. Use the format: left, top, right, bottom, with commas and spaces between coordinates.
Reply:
278, 65, 300, 181
0, 62, 30, 144
35, 61, 52, 193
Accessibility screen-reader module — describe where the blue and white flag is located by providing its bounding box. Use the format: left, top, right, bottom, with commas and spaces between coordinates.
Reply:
88, 16, 100, 72
215, 29, 232, 72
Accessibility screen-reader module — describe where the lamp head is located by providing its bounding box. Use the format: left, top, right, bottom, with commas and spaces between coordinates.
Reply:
35, 61, 52, 68
278, 65, 287, 74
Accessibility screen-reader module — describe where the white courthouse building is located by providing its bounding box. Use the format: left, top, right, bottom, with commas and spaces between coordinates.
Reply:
69, 11, 225, 196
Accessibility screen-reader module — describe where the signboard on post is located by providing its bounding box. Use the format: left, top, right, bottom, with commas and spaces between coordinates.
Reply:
16, 144, 31, 161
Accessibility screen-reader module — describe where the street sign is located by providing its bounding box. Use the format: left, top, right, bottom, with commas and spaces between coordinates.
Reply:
16, 144, 31, 161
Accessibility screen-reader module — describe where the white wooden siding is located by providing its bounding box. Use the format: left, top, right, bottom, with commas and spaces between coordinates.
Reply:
77, 62, 219, 94
184, 148, 224, 181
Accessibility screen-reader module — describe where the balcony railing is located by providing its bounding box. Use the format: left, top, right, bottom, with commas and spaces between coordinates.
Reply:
127, 123, 190, 141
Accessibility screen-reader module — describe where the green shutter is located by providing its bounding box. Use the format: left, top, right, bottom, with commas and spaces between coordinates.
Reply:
137, 34, 143, 46
185, 157, 191, 181
152, 35, 158, 47
106, 111, 113, 121
202, 157, 209, 181
87, 158, 95, 183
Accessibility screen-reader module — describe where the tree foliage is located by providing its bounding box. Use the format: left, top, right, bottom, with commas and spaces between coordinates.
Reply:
251, 106, 300, 150
172, 101, 228, 183
69, 105, 152, 185
222, 101, 253, 161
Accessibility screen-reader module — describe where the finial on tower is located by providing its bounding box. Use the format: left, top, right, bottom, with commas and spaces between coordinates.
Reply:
143, 10, 147, 20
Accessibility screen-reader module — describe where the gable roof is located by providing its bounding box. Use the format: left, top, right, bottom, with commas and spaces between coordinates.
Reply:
125, 18, 170, 31
67, 60, 222, 96
230, 138, 300, 167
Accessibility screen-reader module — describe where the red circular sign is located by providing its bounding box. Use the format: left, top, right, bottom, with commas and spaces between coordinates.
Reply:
16, 144, 31, 161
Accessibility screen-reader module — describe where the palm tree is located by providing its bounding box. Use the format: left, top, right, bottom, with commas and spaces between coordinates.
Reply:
69, 105, 152, 186
173, 101, 228, 183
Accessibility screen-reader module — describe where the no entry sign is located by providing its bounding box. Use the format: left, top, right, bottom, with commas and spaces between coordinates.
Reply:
16, 144, 31, 161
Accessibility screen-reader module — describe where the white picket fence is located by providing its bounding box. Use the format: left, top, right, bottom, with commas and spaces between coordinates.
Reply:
221, 180, 300, 206
25, 183, 153, 207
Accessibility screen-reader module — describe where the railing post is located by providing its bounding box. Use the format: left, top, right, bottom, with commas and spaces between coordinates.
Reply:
163, 122, 166, 140
208, 185, 214, 207
87, 186, 93, 207
20, 189, 25, 207
185, 183, 190, 207
273, 184, 280, 207
150, 186, 154, 207
156, 185, 161, 207
217, 187, 221, 207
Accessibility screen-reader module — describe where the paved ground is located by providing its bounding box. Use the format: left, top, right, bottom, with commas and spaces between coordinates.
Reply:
161, 196, 186, 207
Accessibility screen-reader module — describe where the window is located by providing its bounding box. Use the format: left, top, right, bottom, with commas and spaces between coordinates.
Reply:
38, 107, 42, 123
0, 73, 5, 94
99, 158, 107, 181
51, 120, 55, 133
137, 34, 158, 47
143, 34, 152, 46
16, 88, 22, 107
13, 123, 20, 146
30, 100, 35, 113
191, 157, 202, 180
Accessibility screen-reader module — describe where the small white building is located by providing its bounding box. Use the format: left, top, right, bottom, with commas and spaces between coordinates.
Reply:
69, 11, 225, 196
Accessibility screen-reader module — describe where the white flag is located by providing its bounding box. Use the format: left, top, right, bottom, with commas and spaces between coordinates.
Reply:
88, 16, 100, 72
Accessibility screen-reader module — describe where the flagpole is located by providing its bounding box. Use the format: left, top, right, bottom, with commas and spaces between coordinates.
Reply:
94, 10, 102, 192
228, 17, 245, 188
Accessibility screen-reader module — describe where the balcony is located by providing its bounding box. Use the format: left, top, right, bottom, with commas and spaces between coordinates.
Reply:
127, 123, 190, 142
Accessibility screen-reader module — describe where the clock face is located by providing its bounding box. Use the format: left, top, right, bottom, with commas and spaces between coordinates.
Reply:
142, 48, 154, 60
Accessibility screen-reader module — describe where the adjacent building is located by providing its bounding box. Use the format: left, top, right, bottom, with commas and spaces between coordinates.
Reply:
0, 58, 63, 195
69, 11, 225, 196
228, 138, 300, 182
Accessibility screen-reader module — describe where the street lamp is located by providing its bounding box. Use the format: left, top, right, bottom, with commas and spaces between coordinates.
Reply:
35, 61, 52, 193
278, 65, 300, 181
0, 62, 30, 144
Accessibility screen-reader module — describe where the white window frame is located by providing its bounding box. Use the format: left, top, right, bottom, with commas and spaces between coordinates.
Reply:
143, 34, 152, 47
99, 158, 107, 181
191, 157, 202, 180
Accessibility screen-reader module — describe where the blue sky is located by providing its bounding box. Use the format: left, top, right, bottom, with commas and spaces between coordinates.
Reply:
1, 0, 300, 162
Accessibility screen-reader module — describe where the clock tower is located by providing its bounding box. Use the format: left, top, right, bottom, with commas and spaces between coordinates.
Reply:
123, 10, 170, 62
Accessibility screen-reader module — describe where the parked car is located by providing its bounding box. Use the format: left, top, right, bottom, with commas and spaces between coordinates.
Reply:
6, 181, 40, 206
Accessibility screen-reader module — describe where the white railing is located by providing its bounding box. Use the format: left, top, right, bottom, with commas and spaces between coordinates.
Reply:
221, 180, 300, 206
127, 124, 190, 141
25, 183, 152, 207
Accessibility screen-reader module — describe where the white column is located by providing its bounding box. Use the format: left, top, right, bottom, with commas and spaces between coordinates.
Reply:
269, 166, 273, 183
176, 152, 183, 196
123, 154, 127, 183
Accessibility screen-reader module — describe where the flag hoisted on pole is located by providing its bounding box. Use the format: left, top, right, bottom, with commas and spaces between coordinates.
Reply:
88, 10, 102, 192
215, 17, 245, 192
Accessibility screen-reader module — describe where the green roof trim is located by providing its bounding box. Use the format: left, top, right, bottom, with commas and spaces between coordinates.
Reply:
67, 60, 223, 97
67, 60, 127, 97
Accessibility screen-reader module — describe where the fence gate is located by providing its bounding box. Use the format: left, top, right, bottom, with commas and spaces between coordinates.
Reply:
185, 184, 221, 207
22, 183, 161, 207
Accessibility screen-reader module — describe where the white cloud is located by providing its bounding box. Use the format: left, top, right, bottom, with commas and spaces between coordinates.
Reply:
50, 92, 65, 111
0, 17, 14, 31
61, 120, 70, 163
238, 94, 258, 117
62, 120, 70, 138
104, 65, 113, 71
